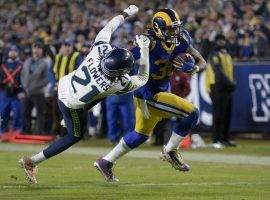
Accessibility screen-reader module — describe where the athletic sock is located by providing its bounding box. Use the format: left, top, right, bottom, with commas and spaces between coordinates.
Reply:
31, 151, 46, 164
103, 138, 131, 163
165, 131, 185, 152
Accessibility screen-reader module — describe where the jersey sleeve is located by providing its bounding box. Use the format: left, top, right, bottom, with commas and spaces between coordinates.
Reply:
182, 29, 193, 46
94, 15, 124, 44
131, 34, 154, 61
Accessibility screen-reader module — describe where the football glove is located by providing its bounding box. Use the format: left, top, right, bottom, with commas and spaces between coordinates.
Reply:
123, 5, 139, 16
137, 99, 151, 119
135, 35, 150, 49
179, 57, 199, 74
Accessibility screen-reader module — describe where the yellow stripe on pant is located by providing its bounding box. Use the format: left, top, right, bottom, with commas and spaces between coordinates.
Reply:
134, 92, 195, 136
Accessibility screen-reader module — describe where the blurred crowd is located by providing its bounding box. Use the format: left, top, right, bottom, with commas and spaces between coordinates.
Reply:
0, 0, 269, 61
0, 0, 270, 142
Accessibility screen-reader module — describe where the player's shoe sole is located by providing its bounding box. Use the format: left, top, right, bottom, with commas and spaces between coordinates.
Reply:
19, 156, 37, 184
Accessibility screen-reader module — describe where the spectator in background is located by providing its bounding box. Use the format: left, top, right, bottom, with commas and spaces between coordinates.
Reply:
0, 45, 23, 137
105, 92, 135, 145
205, 34, 236, 148
50, 39, 83, 136
253, 28, 270, 58
21, 42, 49, 134
105, 38, 135, 144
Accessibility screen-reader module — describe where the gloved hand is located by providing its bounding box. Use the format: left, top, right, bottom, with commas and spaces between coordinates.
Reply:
123, 5, 139, 16
60, 119, 66, 128
177, 57, 200, 75
138, 99, 151, 119
135, 35, 150, 49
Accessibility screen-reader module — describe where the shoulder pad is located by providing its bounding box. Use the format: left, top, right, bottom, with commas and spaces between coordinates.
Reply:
93, 41, 108, 46
182, 29, 193, 45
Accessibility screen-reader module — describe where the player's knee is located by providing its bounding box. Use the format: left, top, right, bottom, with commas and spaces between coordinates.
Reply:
173, 108, 199, 136
123, 130, 149, 149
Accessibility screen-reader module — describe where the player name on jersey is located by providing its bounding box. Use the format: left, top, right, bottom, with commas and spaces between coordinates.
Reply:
89, 61, 111, 91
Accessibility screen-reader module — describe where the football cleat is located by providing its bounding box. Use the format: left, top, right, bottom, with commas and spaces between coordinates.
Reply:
160, 146, 190, 171
94, 158, 119, 182
19, 156, 38, 184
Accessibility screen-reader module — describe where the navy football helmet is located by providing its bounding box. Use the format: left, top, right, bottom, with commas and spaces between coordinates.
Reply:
100, 48, 135, 78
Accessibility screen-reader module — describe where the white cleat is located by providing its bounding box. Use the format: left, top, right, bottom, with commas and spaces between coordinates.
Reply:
19, 156, 38, 184
160, 146, 190, 171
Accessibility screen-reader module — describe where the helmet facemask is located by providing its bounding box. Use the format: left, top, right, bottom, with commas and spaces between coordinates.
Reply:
162, 21, 183, 44
152, 8, 184, 45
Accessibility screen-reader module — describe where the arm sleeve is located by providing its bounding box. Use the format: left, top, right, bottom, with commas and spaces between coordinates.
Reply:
127, 46, 149, 92
20, 60, 28, 90
48, 62, 56, 93
94, 15, 125, 44
34, 63, 50, 89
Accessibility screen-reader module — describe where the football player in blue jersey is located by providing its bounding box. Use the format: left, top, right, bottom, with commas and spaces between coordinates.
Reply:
95, 8, 207, 182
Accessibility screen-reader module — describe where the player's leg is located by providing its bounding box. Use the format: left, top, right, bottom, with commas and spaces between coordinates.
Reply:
19, 99, 88, 183
106, 100, 121, 144
11, 96, 23, 132
95, 98, 161, 182
0, 95, 11, 134
119, 101, 135, 137
21, 95, 33, 133
147, 92, 199, 171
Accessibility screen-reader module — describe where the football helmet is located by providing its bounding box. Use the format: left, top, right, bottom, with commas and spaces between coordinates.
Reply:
152, 8, 183, 44
100, 48, 135, 78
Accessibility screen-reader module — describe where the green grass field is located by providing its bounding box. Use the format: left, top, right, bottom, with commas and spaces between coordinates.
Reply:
0, 138, 270, 200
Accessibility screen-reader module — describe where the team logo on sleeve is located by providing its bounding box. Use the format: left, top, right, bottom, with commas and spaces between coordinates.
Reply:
249, 74, 270, 122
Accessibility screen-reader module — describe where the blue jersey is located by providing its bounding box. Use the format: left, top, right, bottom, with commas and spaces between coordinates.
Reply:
131, 30, 192, 100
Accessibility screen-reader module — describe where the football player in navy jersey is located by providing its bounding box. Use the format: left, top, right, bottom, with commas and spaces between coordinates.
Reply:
95, 8, 207, 182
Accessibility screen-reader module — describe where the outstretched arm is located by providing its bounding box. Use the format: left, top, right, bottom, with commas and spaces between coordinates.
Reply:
128, 35, 150, 92
94, 5, 139, 44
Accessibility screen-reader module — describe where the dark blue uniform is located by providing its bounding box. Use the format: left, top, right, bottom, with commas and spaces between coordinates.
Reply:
106, 93, 135, 143
0, 60, 23, 133
131, 29, 192, 100
128, 29, 198, 137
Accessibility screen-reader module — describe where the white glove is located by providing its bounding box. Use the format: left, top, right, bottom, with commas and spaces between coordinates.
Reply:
135, 35, 150, 49
123, 5, 139, 16
138, 99, 151, 119
60, 119, 66, 128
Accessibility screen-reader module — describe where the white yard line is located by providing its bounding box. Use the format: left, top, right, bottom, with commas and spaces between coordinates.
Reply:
0, 181, 269, 189
0, 143, 270, 166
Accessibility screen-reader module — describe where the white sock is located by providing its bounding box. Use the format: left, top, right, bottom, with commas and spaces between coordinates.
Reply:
31, 151, 46, 164
103, 138, 131, 163
165, 131, 185, 152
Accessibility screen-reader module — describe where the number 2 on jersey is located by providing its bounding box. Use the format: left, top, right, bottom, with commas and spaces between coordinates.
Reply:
71, 66, 100, 103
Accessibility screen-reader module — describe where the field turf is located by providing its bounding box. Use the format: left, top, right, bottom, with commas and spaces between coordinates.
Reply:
0, 138, 270, 200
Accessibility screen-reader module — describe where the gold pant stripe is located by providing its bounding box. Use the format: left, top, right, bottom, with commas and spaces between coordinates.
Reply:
147, 100, 187, 118
134, 92, 196, 136
148, 99, 189, 117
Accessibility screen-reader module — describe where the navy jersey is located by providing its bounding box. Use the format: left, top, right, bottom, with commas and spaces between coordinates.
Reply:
131, 31, 192, 99
131, 29, 193, 100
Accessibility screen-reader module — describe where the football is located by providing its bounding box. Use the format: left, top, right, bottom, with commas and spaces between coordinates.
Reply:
172, 53, 195, 70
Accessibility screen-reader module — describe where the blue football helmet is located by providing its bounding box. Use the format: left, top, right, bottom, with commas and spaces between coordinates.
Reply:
100, 48, 135, 78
